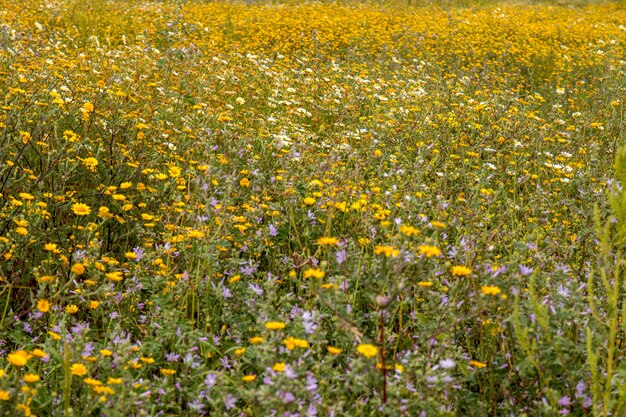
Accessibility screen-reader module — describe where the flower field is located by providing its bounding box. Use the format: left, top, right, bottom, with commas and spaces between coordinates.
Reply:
1, 0, 626, 415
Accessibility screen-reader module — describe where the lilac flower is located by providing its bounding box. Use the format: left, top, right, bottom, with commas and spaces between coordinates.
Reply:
557, 284, 570, 298
519, 265, 533, 276
306, 373, 318, 392
166, 352, 180, 362
278, 391, 295, 404
82, 342, 95, 357
284, 365, 297, 379
224, 394, 237, 410
335, 249, 347, 265
204, 373, 217, 388
132, 246, 145, 261
439, 359, 456, 369
249, 283, 264, 296
558, 396, 571, 407
187, 399, 205, 412
240, 260, 258, 276
222, 286, 232, 298
302, 311, 318, 334
220, 356, 231, 369
269, 224, 278, 236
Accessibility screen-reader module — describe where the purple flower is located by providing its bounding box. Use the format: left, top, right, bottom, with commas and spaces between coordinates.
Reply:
204, 373, 217, 388
335, 249, 347, 265
82, 342, 95, 357
224, 394, 237, 410
269, 224, 278, 236
166, 352, 180, 362
132, 246, 145, 261
284, 365, 297, 379
439, 359, 456, 369
249, 283, 264, 296
306, 373, 318, 392
519, 265, 533, 276
278, 391, 295, 404
558, 396, 571, 407
222, 286, 232, 298
220, 356, 231, 369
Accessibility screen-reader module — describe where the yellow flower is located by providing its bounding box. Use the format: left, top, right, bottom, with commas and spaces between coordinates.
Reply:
469, 360, 487, 369
303, 268, 325, 279
48, 330, 62, 340
37, 275, 55, 283
105, 271, 123, 282
283, 337, 309, 351
418, 281, 433, 287
242, 374, 256, 382
316, 236, 339, 246
239, 178, 250, 187
417, 245, 441, 258
70, 363, 88, 376
44, 243, 58, 252
97, 206, 112, 219
7, 350, 30, 366
431, 221, 446, 229
0, 390, 9, 401
249, 336, 264, 344
303, 197, 316, 205
16, 226, 28, 235
90, 300, 100, 309
37, 299, 50, 313
71, 263, 85, 275
356, 344, 379, 358
374, 245, 400, 257
265, 321, 286, 330
100, 350, 113, 357
31, 349, 47, 358
65, 304, 78, 314
272, 362, 286, 372
234, 348, 246, 356
399, 225, 419, 237
481, 285, 502, 296
168, 166, 182, 178
81, 157, 98, 172
83, 377, 102, 386
450, 266, 472, 277
14, 219, 28, 227
327, 346, 342, 355
23, 373, 40, 383
160, 368, 176, 376
72, 203, 91, 216
83, 102, 94, 113
19, 192, 34, 200
107, 377, 122, 384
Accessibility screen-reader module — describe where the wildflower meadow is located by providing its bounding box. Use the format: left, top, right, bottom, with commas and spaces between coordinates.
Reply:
1, 0, 626, 415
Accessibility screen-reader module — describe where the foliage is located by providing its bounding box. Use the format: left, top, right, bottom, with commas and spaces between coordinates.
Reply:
0, 0, 625, 415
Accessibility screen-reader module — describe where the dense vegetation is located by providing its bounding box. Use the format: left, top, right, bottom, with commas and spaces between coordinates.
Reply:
1, 0, 625, 415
